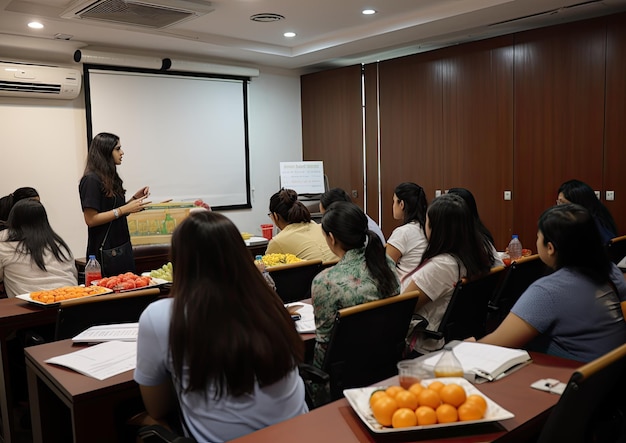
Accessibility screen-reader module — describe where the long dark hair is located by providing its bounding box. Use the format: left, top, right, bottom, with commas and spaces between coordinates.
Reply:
447, 187, 497, 261
321, 202, 398, 297
538, 204, 611, 283
269, 188, 311, 224
83, 132, 125, 198
168, 211, 303, 397
420, 194, 491, 279
0, 187, 40, 224
394, 182, 428, 227
5, 200, 72, 271
558, 179, 617, 240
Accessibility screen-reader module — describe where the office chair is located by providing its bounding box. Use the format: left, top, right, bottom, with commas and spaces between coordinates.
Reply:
137, 425, 196, 443
267, 259, 323, 303
607, 235, 626, 269
409, 266, 508, 346
299, 290, 420, 407
486, 255, 547, 333
537, 342, 626, 443
54, 288, 161, 340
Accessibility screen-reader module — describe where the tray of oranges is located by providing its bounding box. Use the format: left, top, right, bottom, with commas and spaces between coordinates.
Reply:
343, 377, 513, 433
17, 285, 112, 307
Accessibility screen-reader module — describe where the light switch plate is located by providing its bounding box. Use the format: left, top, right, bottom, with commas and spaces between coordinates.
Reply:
504, 191, 512, 200
435, 189, 442, 197
606, 190, 615, 201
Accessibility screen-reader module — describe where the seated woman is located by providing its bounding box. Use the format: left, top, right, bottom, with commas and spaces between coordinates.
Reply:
0, 187, 40, 231
386, 182, 429, 289
476, 204, 626, 362
0, 199, 77, 298
403, 194, 492, 355
135, 211, 308, 442
266, 188, 337, 262
557, 179, 618, 244
319, 187, 386, 244
447, 187, 502, 267
312, 201, 400, 367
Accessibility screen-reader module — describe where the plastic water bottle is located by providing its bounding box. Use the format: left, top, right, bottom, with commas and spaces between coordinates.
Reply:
84, 255, 102, 286
508, 235, 523, 261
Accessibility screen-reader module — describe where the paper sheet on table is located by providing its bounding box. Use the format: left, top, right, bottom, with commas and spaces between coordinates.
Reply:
285, 302, 315, 333
45, 341, 137, 381
72, 323, 139, 343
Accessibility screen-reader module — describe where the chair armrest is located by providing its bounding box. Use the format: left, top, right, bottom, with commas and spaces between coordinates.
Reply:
137, 425, 196, 443
298, 362, 330, 384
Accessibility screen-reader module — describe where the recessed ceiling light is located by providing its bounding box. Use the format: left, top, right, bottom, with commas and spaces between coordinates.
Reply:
284, 32, 296, 38
362, 9, 376, 15
28, 21, 44, 29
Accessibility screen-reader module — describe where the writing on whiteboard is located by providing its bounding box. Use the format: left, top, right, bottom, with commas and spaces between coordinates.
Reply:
279, 161, 325, 194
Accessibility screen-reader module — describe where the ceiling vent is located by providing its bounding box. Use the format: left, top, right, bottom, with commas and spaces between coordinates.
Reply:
61, 0, 214, 29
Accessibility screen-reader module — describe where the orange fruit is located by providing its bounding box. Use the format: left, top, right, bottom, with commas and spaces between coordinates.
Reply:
418, 388, 442, 409
428, 381, 445, 393
392, 407, 418, 428
371, 395, 399, 427
415, 406, 438, 426
369, 390, 390, 407
394, 390, 419, 410
385, 385, 405, 398
439, 383, 467, 407
408, 382, 425, 397
436, 403, 459, 423
458, 402, 484, 421
465, 394, 488, 415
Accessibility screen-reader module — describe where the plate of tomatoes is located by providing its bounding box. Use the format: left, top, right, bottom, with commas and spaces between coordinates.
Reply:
93, 272, 168, 292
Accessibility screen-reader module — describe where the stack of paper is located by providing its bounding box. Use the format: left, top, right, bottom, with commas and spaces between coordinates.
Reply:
72, 323, 139, 343
45, 341, 136, 380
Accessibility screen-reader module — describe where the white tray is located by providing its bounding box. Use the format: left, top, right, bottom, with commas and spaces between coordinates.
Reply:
343, 377, 514, 433
16, 287, 113, 307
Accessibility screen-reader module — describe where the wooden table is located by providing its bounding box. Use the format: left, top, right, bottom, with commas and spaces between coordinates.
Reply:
0, 298, 58, 443
25, 340, 141, 443
229, 352, 581, 443
0, 288, 163, 443
24, 321, 315, 442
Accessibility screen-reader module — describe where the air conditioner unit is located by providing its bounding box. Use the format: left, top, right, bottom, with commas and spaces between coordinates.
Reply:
0, 63, 82, 100
61, 0, 214, 29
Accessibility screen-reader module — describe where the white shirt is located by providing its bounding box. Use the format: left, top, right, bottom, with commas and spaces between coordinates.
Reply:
387, 222, 428, 289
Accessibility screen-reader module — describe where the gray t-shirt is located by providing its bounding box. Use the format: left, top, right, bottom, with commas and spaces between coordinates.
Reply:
134, 298, 308, 442
511, 264, 626, 362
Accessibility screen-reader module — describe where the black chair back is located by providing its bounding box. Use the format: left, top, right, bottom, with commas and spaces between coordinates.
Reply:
267, 260, 323, 303
607, 235, 626, 269
537, 343, 626, 443
55, 290, 161, 340
439, 266, 507, 342
486, 255, 547, 333
322, 291, 419, 399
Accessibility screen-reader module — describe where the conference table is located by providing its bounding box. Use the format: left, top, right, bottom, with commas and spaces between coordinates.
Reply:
24, 336, 579, 443
0, 287, 164, 443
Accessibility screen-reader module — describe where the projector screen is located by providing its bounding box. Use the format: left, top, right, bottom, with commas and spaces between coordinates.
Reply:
84, 66, 250, 209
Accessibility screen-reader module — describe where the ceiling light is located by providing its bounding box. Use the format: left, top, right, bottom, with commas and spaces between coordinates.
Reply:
28, 21, 44, 29
362, 9, 376, 15
284, 32, 296, 38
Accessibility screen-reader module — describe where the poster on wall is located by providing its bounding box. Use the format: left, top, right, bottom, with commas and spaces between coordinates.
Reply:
279, 161, 325, 195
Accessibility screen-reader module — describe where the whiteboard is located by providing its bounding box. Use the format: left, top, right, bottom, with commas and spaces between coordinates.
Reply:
279, 161, 325, 194
85, 67, 250, 209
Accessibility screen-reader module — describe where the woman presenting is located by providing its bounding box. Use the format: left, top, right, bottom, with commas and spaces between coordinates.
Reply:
79, 132, 150, 276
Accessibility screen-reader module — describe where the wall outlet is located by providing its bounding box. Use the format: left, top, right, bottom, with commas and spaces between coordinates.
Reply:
606, 190, 615, 201
595, 190, 601, 199
504, 190, 512, 200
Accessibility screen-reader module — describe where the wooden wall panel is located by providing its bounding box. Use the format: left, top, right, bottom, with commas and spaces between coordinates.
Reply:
377, 53, 444, 237
440, 37, 515, 249
513, 18, 607, 250
604, 13, 626, 235
301, 65, 363, 205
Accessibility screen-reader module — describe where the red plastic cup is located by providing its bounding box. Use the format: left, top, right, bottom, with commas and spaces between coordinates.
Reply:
261, 224, 273, 240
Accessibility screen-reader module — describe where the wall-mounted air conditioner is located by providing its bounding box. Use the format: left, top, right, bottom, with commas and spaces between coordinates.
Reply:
61, 0, 214, 29
0, 63, 82, 100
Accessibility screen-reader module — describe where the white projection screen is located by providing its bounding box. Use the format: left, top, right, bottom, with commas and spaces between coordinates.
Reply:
84, 66, 251, 209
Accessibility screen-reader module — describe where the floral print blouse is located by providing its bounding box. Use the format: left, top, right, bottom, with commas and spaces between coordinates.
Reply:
311, 247, 400, 367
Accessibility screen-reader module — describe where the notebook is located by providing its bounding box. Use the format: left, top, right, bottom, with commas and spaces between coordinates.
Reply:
422, 341, 531, 382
